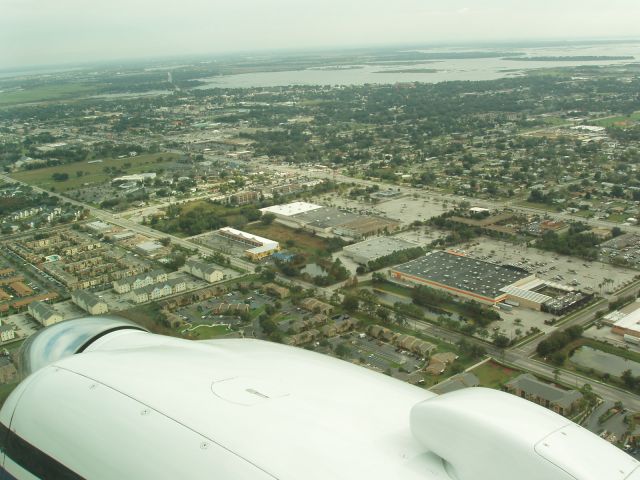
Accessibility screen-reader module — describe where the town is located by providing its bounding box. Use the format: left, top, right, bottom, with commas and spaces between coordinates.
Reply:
2, 47, 640, 454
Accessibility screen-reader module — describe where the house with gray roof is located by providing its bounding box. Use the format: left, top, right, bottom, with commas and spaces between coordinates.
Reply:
184, 260, 224, 283
504, 373, 583, 416
430, 372, 480, 395
28, 301, 63, 326
72, 290, 108, 315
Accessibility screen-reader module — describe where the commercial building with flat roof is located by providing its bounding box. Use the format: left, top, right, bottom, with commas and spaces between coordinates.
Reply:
260, 202, 322, 218
135, 241, 164, 256
86, 221, 113, 234
262, 201, 399, 239
343, 237, 418, 265
390, 251, 534, 305
218, 227, 279, 261
612, 307, 640, 339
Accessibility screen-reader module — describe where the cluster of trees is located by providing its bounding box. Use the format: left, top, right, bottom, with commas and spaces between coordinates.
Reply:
366, 246, 425, 272
258, 302, 283, 343
311, 259, 350, 287
528, 189, 559, 205
348, 184, 379, 198
536, 223, 601, 260
51, 172, 69, 181
429, 212, 483, 246
155, 203, 261, 236
536, 325, 583, 365
0, 191, 57, 215
411, 285, 500, 327
621, 370, 640, 392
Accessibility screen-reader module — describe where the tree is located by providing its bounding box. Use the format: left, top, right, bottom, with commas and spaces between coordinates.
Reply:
493, 334, 510, 349
622, 369, 637, 390
342, 295, 359, 312
550, 351, 566, 366
51, 172, 69, 182
335, 343, 351, 358
261, 213, 276, 225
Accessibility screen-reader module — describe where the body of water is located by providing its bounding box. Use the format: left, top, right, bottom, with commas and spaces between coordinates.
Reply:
301, 263, 327, 277
570, 345, 640, 377
196, 44, 640, 89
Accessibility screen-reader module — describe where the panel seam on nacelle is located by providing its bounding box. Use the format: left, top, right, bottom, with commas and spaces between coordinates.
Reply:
53, 365, 280, 480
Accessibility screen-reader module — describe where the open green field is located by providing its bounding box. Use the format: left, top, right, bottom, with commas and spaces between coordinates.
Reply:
182, 324, 232, 339
591, 112, 640, 127
11, 153, 178, 192
0, 83, 101, 107
471, 359, 521, 388
516, 200, 562, 212
244, 222, 330, 252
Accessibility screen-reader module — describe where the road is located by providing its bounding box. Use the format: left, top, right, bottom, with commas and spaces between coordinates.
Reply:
5, 171, 640, 410
0, 173, 335, 301
258, 163, 640, 235
508, 356, 640, 412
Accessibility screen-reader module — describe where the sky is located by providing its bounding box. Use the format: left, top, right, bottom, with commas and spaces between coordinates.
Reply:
2, 0, 640, 68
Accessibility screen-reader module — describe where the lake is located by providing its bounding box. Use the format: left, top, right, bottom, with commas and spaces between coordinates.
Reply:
196, 44, 640, 89
570, 345, 640, 377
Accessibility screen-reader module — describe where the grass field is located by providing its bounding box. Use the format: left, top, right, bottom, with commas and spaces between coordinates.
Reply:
244, 222, 330, 252
182, 324, 231, 339
11, 153, 178, 192
471, 360, 521, 388
0, 83, 101, 106
591, 112, 640, 127
516, 200, 562, 212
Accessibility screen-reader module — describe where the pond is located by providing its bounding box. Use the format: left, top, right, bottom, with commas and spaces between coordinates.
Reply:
570, 345, 640, 377
301, 263, 327, 277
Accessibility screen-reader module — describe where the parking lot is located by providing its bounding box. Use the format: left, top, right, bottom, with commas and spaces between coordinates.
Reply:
176, 289, 269, 329
328, 332, 426, 374
313, 193, 447, 227
462, 237, 638, 294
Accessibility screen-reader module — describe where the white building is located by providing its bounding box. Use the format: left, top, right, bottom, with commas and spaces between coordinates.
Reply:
184, 260, 224, 283
0, 325, 15, 342
218, 227, 279, 261
129, 278, 187, 304
135, 241, 164, 257
86, 221, 113, 234
113, 270, 168, 294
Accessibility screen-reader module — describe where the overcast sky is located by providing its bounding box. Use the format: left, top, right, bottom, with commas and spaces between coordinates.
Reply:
2, 0, 640, 68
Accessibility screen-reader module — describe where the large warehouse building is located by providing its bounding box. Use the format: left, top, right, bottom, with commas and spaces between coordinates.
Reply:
390, 251, 589, 313
390, 251, 535, 306
260, 202, 399, 239
609, 308, 640, 340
